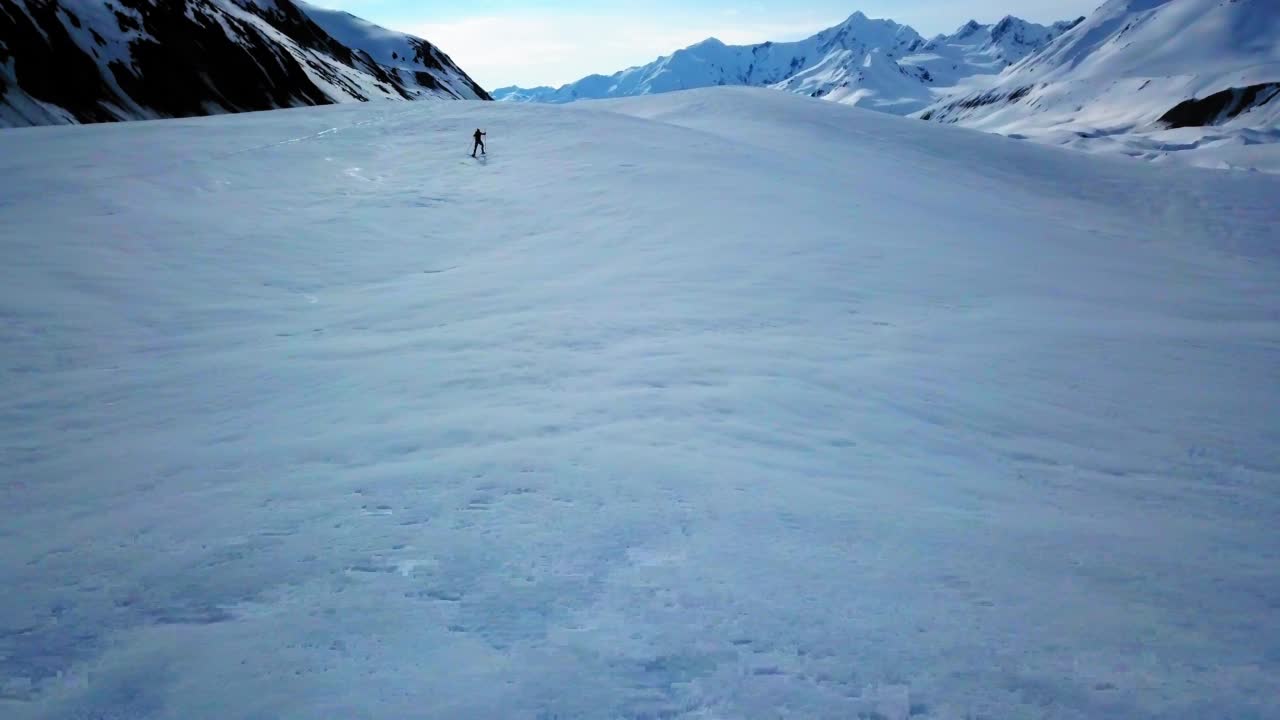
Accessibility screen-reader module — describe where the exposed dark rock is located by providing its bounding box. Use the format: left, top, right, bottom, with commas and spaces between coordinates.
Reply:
1159, 83, 1280, 128
415, 70, 445, 92
225, 0, 353, 65
0, 0, 489, 126
931, 84, 1033, 117
107, 1, 333, 118
407, 37, 491, 100
1, 0, 120, 123
113, 9, 140, 33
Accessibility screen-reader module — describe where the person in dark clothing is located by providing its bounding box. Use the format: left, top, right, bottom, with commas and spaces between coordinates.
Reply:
471, 129, 486, 157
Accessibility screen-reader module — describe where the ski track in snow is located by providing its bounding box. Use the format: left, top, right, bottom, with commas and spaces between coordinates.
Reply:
0, 88, 1278, 720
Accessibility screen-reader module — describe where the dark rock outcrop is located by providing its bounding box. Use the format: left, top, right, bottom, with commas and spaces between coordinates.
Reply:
0, 0, 489, 127
1159, 83, 1280, 128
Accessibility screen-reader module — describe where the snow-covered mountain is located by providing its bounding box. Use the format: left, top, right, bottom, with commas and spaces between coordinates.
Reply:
904, 16, 1083, 89
0, 0, 489, 127
919, 0, 1280, 170
493, 12, 1078, 115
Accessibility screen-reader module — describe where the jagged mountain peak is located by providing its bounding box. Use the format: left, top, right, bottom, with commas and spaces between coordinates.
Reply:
688, 36, 726, 49
954, 19, 985, 37
991, 15, 1030, 37
832, 10, 895, 29
823, 10, 918, 40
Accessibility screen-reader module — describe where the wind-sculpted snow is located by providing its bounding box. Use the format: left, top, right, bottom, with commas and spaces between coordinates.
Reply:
1, 88, 1278, 719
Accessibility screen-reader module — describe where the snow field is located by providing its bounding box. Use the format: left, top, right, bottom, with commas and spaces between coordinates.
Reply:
1, 88, 1278, 719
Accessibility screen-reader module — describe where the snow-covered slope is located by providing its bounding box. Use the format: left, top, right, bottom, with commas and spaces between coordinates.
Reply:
0, 0, 488, 128
296, 1, 487, 100
901, 16, 1083, 89
493, 13, 1074, 115
919, 0, 1280, 171
2, 87, 1279, 719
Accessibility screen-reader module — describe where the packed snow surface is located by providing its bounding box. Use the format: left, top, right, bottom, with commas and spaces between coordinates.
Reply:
1, 87, 1278, 719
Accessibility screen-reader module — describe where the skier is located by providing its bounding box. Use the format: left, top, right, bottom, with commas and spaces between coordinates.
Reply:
471, 128, 486, 157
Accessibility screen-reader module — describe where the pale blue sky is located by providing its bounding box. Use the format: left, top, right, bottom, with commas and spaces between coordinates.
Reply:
308, 1, 1101, 89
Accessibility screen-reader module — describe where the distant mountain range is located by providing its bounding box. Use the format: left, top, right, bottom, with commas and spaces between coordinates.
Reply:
495, 0, 1280, 170
492, 13, 1083, 116
0, 0, 489, 127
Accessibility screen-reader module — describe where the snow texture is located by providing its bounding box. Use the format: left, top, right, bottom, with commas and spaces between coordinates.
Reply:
1, 87, 1279, 719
